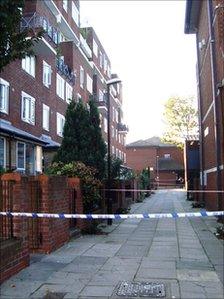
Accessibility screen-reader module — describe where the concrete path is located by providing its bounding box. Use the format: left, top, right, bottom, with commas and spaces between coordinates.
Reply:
1, 190, 223, 298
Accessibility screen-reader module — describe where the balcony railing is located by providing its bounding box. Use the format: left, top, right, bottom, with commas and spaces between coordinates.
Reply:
56, 58, 76, 85
21, 12, 62, 45
117, 123, 129, 133
80, 35, 92, 59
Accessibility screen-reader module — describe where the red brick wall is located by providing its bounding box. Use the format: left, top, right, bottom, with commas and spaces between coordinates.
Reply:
0, 174, 30, 284
126, 147, 157, 173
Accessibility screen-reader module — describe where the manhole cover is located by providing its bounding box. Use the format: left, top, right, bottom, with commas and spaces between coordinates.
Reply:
116, 281, 166, 297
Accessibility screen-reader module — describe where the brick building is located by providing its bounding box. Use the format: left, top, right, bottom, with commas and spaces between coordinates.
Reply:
185, 0, 224, 210
0, 0, 127, 174
126, 137, 184, 187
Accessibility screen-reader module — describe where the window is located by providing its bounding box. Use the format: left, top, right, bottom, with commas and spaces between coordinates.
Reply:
103, 54, 107, 73
22, 56, 35, 77
112, 146, 115, 155
118, 134, 121, 143
115, 110, 119, 122
0, 137, 6, 169
43, 61, 51, 88
57, 113, 65, 137
164, 154, 171, 159
204, 127, 209, 137
93, 39, 98, 57
107, 65, 111, 77
99, 52, 103, 68
65, 83, 73, 103
86, 74, 93, 93
104, 117, 108, 133
116, 148, 119, 157
63, 0, 68, 12
99, 113, 102, 128
117, 84, 120, 94
99, 89, 104, 102
112, 107, 115, 121
80, 66, 84, 88
17, 142, 25, 170
0, 78, 9, 114
21, 91, 35, 125
124, 153, 126, 163
42, 104, 50, 131
72, 1, 79, 25
56, 74, 65, 99
111, 125, 114, 138
115, 129, 118, 140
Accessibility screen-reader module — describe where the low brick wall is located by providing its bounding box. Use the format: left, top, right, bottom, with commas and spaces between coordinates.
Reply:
0, 174, 30, 284
36, 175, 70, 254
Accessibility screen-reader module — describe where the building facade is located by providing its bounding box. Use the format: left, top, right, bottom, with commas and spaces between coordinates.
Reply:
0, 0, 127, 174
126, 137, 184, 187
185, 0, 224, 210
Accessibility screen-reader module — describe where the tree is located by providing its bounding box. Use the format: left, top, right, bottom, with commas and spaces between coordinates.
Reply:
0, 0, 42, 72
54, 100, 91, 165
88, 98, 107, 179
54, 99, 107, 178
162, 96, 198, 147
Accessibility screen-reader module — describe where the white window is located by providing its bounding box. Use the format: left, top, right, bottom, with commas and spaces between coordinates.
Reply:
104, 117, 108, 133
103, 54, 107, 73
22, 56, 35, 77
116, 148, 119, 157
0, 137, 6, 169
99, 52, 103, 68
111, 125, 114, 138
66, 82, 73, 103
99, 113, 102, 128
0, 78, 9, 114
99, 89, 104, 102
80, 66, 84, 88
117, 84, 120, 94
86, 74, 93, 93
93, 39, 98, 57
56, 74, 65, 99
42, 104, 50, 131
118, 134, 121, 143
119, 150, 121, 159
164, 154, 171, 159
57, 113, 65, 137
72, 1, 79, 25
63, 0, 68, 12
115, 110, 119, 122
17, 142, 25, 170
112, 107, 115, 121
115, 129, 118, 140
43, 61, 51, 88
124, 153, 126, 163
21, 91, 35, 125
112, 146, 115, 155
107, 65, 111, 77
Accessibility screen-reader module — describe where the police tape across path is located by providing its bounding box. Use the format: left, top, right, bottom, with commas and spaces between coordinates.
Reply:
0, 211, 223, 219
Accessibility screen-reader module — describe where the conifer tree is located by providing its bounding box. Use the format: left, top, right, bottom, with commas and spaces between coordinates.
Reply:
88, 98, 107, 179
54, 100, 91, 164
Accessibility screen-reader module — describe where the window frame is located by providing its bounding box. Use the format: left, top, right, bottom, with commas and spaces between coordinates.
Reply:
0, 137, 6, 169
42, 104, 50, 131
56, 73, 65, 99
86, 74, 93, 93
43, 60, 52, 88
57, 112, 65, 137
16, 141, 26, 171
66, 82, 73, 103
21, 91, 35, 125
80, 66, 84, 89
72, 1, 79, 25
0, 78, 9, 114
22, 56, 35, 77
63, 0, 68, 12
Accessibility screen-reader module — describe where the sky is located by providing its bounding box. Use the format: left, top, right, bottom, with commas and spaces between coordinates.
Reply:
80, 0, 197, 143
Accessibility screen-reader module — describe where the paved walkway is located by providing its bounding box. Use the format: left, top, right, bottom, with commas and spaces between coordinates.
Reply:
1, 190, 223, 298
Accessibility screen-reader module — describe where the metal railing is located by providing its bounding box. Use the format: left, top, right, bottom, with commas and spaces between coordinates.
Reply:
117, 123, 129, 133
56, 58, 76, 85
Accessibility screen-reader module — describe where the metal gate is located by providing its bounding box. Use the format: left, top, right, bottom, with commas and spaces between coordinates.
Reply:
0, 180, 14, 241
28, 179, 42, 250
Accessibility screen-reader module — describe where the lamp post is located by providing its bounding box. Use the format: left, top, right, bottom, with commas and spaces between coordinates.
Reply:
156, 155, 159, 189
106, 78, 122, 225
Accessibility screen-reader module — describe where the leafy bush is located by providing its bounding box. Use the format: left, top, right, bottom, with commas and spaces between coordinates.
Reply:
47, 162, 102, 213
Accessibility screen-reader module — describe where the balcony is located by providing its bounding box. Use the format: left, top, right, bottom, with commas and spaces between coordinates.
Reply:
56, 58, 76, 85
117, 123, 129, 133
79, 35, 92, 59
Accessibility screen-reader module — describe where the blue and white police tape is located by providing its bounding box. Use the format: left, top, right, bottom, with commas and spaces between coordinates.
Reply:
0, 211, 223, 219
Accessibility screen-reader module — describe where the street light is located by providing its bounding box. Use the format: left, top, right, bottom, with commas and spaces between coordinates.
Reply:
156, 155, 159, 189
106, 77, 122, 225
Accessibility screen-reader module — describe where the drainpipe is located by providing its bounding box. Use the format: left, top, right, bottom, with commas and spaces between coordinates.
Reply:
195, 33, 205, 204
207, 0, 222, 210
